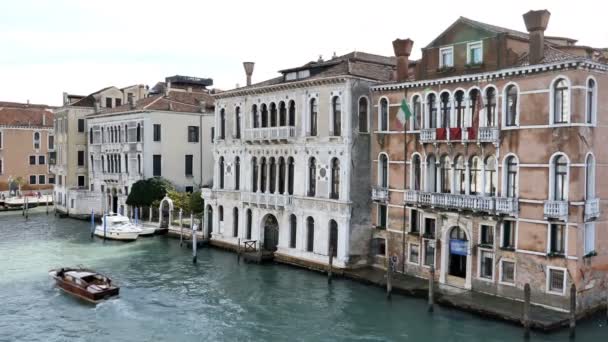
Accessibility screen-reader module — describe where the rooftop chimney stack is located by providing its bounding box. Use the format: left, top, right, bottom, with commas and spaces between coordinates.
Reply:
243, 62, 255, 86
62, 92, 69, 105
392, 38, 414, 82
523, 10, 551, 65
128, 94, 136, 109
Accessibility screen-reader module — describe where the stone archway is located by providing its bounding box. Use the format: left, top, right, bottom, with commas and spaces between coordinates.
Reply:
440, 224, 473, 290
159, 196, 174, 229
261, 214, 279, 252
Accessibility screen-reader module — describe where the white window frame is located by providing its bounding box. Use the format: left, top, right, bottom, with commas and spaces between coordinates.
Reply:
377, 97, 389, 132
548, 152, 570, 201
408, 242, 420, 265
329, 94, 343, 137
377, 203, 388, 229
584, 222, 595, 255
546, 223, 567, 255
498, 259, 516, 286
546, 266, 567, 296
439, 46, 454, 68
478, 223, 496, 248
29, 174, 37, 185
501, 82, 520, 128
29, 155, 37, 165
47, 134, 55, 151
33, 131, 41, 150
500, 220, 518, 249
38, 174, 46, 185
477, 248, 495, 282
501, 153, 519, 198
377, 152, 389, 188
585, 76, 598, 126
585, 152, 596, 200
421, 239, 436, 268
466, 41, 483, 65
549, 75, 572, 126
409, 93, 423, 131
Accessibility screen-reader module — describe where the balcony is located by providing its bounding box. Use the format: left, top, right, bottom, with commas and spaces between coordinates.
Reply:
478, 127, 500, 144
241, 191, 293, 209
404, 190, 518, 216
418, 126, 499, 145
372, 186, 389, 203
420, 129, 436, 143
243, 126, 295, 144
544, 200, 568, 220
584, 198, 600, 221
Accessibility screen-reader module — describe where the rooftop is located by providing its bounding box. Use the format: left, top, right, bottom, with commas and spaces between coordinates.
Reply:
0, 102, 54, 127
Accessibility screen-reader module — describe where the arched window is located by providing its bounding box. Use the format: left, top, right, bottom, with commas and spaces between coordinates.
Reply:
137, 154, 141, 174
246, 209, 252, 239
289, 214, 297, 248
288, 100, 296, 126
261, 104, 268, 128
469, 156, 482, 195
358, 97, 369, 133
136, 123, 141, 142
379, 98, 388, 131
427, 94, 437, 128
454, 91, 465, 128
101, 127, 105, 143
379, 154, 388, 188
90, 155, 94, 172
219, 108, 226, 139
440, 155, 451, 193
586, 154, 595, 200
330, 158, 340, 199
219, 156, 225, 189
468, 89, 480, 128
251, 157, 258, 192
308, 157, 316, 196
207, 205, 214, 234
102, 155, 105, 172
89, 128, 93, 144
484, 156, 497, 196
235, 106, 241, 139
124, 124, 128, 142
485, 87, 496, 127
33, 131, 41, 149
306, 217, 315, 252
412, 154, 421, 191
234, 157, 240, 190
252, 104, 259, 128
586, 79, 596, 124
260, 157, 267, 193
412, 95, 421, 130
553, 155, 568, 201
329, 220, 338, 257
124, 153, 128, 174
269, 157, 276, 193
505, 85, 518, 127
309, 99, 318, 136
218, 206, 224, 223
332, 96, 341, 136
455, 155, 466, 194
279, 101, 286, 126
270, 102, 277, 127
440, 92, 451, 128
287, 157, 295, 195
278, 157, 285, 194
505, 156, 518, 198
427, 155, 437, 192
233, 207, 239, 237
553, 78, 569, 124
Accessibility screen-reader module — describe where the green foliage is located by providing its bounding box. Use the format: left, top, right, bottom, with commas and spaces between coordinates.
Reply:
190, 191, 204, 214
167, 190, 191, 213
126, 178, 173, 207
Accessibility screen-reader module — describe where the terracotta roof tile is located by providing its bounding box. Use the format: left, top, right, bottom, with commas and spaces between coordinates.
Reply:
0, 104, 54, 127
90, 90, 214, 116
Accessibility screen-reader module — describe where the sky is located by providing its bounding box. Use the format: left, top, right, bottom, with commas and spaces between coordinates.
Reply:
0, 0, 605, 106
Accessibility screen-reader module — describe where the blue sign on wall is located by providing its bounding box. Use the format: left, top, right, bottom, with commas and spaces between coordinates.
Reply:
450, 239, 468, 256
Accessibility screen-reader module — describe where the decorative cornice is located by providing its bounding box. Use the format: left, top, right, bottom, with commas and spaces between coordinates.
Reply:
371, 59, 608, 92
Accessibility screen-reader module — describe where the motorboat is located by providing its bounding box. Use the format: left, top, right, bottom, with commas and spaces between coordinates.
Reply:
136, 223, 156, 237
94, 213, 141, 241
49, 267, 119, 304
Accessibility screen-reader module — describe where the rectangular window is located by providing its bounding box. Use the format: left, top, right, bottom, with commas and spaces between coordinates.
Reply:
409, 243, 419, 264
78, 175, 85, 187
439, 46, 454, 68
29, 155, 36, 165
38, 155, 46, 165
38, 175, 46, 185
548, 268, 565, 294
48, 175, 55, 184
77, 151, 85, 166
467, 41, 483, 64
153, 124, 161, 142
584, 223, 596, 255
500, 260, 515, 285
78, 119, 85, 133
423, 240, 435, 267
549, 224, 565, 255
153, 155, 161, 177
479, 251, 494, 280
410, 209, 420, 233
502, 221, 515, 249
105, 98, 112, 108
188, 126, 200, 143
424, 218, 435, 238
185, 186, 194, 193
116, 98, 122, 107
48, 135, 54, 150
480, 225, 494, 246
185, 155, 193, 176
29, 175, 36, 185
378, 204, 387, 229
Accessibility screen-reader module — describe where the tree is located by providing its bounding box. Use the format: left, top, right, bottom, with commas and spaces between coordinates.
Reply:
126, 178, 173, 207
190, 191, 204, 214
167, 190, 191, 213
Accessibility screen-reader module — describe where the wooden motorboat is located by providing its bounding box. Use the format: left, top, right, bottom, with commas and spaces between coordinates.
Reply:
49, 267, 119, 303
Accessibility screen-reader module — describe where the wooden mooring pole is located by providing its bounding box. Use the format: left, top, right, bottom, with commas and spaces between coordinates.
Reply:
90, 209, 95, 239
328, 246, 334, 284
237, 238, 241, 264
523, 283, 531, 339
25, 197, 29, 220
428, 266, 435, 312
569, 284, 576, 339
179, 209, 184, 247
386, 262, 392, 300
192, 215, 197, 264
46, 195, 49, 214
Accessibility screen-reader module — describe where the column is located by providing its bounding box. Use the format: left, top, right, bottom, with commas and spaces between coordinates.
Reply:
274, 162, 280, 195
465, 161, 470, 195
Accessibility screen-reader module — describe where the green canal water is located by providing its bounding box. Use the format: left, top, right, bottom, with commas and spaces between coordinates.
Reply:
0, 210, 606, 342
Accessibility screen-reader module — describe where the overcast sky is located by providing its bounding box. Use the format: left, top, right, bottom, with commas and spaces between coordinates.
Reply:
0, 0, 605, 106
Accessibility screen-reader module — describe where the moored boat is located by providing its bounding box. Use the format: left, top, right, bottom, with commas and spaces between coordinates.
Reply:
49, 267, 119, 304
94, 213, 141, 241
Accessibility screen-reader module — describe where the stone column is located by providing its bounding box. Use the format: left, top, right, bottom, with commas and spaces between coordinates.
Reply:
465, 161, 470, 195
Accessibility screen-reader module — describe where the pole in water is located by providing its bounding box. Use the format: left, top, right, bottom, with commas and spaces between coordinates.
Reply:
523, 283, 531, 339
135, 207, 139, 226
46, 195, 49, 214
237, 238, 241, 264
386, 262, 392, 300
179, 209, 184, 247
25, 197, 28, 220
428, 266, 435, 313
103, 211, 107, 241
569, 284, 576, 339
328, 246, 334, 284
90, 209, 95, 239
192, 219, 197, 264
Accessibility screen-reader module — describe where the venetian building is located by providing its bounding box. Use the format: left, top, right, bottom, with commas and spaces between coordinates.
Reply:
370, 10, 607, 313
202, 53, 395, 269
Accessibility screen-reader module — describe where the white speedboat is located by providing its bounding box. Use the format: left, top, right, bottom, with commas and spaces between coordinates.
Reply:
136, 224, 156, 237
94, 213, 141, 241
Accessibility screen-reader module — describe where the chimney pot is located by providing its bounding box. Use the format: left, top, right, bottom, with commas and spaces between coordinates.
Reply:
243, 62, 255, 86
392, 38, 414, 82
523, 10, 551, 65
128, 94, 136, 109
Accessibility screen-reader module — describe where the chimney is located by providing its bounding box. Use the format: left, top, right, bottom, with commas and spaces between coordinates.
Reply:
523, 10, 551, 65
165, 81, 171, 97
62, 92, 69, 105
128, 94, 136, 109
392, 38, 414, 82
243, 62, 254, 86
42, 113, 46, 126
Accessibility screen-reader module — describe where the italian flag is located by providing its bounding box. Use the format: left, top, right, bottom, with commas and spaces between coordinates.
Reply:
395, 98, 412, 129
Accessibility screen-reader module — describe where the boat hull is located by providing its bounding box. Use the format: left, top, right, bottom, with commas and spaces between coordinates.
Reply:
49, 270, 119, 304
94, 228, 139, 241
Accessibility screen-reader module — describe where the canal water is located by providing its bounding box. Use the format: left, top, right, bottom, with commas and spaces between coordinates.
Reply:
0, 210, 606, 342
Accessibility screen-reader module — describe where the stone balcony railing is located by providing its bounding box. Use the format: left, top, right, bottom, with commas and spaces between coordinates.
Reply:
241, 191, 293, 209
543, 200, 569, 220
404, 189, 518, 216
584, 198, 600, 221
243, 126, 295, 143
478, 127, 500, 144
418, 126, 499, 145
372, 186, 389, 203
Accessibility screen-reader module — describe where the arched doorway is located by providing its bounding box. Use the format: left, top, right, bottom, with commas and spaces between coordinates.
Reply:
448, 226, 468, 278
262, 214, 279, 252
111, 188, 118, 214
206, 205, 213, 236
159, 196, 174, 229
328, 220, 338, 257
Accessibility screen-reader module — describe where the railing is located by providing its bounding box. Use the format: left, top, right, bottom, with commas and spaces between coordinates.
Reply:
584, 198, 600, 221
241, 191, 293, 208
420, 129, 436, 143
404, 190, 518, 216
372, 186, 389, 202
418, 126, 499, 144
478, 127, 500, 144
243, 240, 257, 252
543, 200, 568, 220
243, 126, 295, 143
